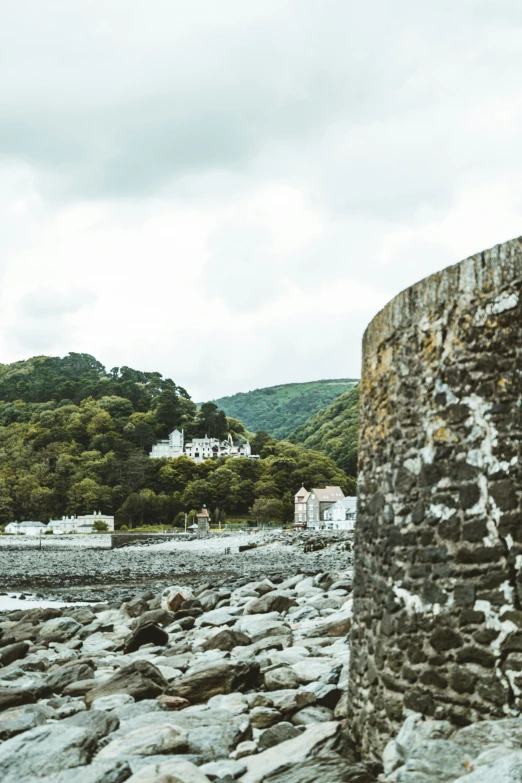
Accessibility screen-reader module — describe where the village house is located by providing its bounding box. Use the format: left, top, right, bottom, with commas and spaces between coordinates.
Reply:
149, 430, 254, 464
49, 511, 115, 535
294, 486, 345, 529
323, 496, 357, 531
5, 521, 47, 536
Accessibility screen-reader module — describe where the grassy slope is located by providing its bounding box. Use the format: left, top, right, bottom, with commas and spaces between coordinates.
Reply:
288, 385, 360, 477
210, 379, 358, 440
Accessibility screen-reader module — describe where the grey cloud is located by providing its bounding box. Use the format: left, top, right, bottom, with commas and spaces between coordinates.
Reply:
18, 289, 96, 318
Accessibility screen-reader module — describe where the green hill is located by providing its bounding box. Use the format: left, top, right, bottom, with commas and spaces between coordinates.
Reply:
210, 379, 358, 440
289, 384, 360, 477
0, 354, 353, 526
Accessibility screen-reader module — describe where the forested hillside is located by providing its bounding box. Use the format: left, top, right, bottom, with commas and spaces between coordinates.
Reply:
0, 354, 353, 527
289, 385, 360, 477
210, 379, 358, 440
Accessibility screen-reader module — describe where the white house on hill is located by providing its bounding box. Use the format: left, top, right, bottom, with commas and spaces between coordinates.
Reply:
150, 430, 254, 464
149, 429, 184, 459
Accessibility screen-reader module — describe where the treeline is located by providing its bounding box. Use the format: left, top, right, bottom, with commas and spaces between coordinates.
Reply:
0, 353, 354, 527
211, 379, 357, 440
289, 385, 360, 476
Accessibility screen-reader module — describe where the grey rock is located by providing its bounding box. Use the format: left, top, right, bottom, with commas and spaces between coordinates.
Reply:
64, 709, 120, 740
453, 718, 522, 757
91, 694, 135, 711
200, 629, 251, 652
291, 705, 334, 725
125, 757, 211, 782
85, 660, 167, 706
258, 722, 301, 751
0, 722, 98, 782
244, 593, 297, 616
264, 667, 300, 691
38, 617, 82, 643
39, 760, 132, 783
189, 722, 249, 762
167, 660, 259, 703
46, 661, 95, 694
200, 758, 247, 780
260, 756, 376, 782
113, 699, 167, 721
240, 721, 341, 783
396, 740, 470, 783
452, 750, 522, 783
250, 706, 280, 729
0, 704, 49, 740
266, 689, 316, 715
135, 609, 175, 628
96, 720, 188, 759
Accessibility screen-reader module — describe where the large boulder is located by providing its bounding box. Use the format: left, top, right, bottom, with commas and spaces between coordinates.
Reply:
239, 721, 341, 783
161, 586, 194, 612
200, 628, 251, 652
46, 661, 95, 694
167, 660, 259, 703
244, 592, 297, 616
0, 687, 36, 712
124, 623, 169, 654
0, 722, 98, 782
37, 617, 82, 643
0, 642, 29, 667
0, 704, 49, 740
85, 660, 167, 707
96, 721, 188, 759
452, 751, 522, 783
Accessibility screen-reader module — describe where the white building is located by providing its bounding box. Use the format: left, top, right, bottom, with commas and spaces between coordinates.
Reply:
5, 521, 47, 536
149, 429, 184, 459
49, 511, 114, 535
150, 430, 254, 464
323, 496, 357, 531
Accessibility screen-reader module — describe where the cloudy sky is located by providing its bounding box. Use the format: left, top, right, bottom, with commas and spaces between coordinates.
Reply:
1, 1, 522, 400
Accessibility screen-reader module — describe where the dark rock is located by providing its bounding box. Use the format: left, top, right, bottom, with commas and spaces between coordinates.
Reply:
0, 642, 29, 667
258, 721, 301, 751
124, 622, 169, 654
0, 687, 36, 712
200, 629, 252, 653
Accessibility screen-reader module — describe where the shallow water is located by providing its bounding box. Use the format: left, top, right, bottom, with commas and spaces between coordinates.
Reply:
0, 594, 89, 611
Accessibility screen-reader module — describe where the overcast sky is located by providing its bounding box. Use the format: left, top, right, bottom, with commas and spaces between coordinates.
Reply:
1, 1, 522, 400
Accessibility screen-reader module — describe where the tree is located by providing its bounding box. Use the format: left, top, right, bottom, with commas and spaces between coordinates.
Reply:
154, 389, 181, 435
249, 497, 284, 526
93, 519, 109, 532
196, 403, 228, 440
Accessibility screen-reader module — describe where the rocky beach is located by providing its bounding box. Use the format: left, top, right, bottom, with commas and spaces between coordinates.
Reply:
3, 534, 522, 782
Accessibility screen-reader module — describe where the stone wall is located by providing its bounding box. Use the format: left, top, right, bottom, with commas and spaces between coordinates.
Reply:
111, 533, 178, 549
348, 237, 522, 759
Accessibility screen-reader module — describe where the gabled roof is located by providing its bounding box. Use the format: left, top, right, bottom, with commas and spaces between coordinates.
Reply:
18, 521, 46, 528
196, 508, 210, 518
312, 486, 345, 502
294, 486, 310, 502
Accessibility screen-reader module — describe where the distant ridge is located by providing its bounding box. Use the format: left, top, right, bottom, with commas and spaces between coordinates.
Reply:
209, 378, 358, 440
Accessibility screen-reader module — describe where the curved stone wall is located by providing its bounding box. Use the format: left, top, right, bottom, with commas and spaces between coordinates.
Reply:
348, 237, 522, 759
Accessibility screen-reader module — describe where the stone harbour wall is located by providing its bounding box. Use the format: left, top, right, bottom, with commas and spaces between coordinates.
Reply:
348, 237, 522, 759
